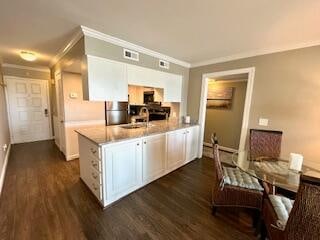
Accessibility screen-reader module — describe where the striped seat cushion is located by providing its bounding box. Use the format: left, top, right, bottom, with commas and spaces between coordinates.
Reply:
223, 167, 263, 191
269, 195, 294, 229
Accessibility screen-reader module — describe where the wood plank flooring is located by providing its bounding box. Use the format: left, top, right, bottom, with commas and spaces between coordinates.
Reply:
0, 140, 256, 240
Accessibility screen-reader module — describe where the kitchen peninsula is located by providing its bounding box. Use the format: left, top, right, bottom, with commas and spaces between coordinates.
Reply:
76, 120, 199, 208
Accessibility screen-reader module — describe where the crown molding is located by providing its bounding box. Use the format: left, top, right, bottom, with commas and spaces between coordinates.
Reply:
2, 63, 50, 73
49, 27, 83, 67
81, 26, 191, 68
191, 40, 320, 68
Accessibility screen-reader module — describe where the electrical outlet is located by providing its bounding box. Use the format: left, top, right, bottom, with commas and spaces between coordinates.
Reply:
69, 92, 78, 99
259, 118, 269, 126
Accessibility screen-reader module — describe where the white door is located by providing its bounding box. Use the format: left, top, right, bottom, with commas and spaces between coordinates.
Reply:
5, 77, 51, 143
142, 134, 166, 183
105, 139, 142, 200
167, 129, 186, 171
185, 126, 199, 163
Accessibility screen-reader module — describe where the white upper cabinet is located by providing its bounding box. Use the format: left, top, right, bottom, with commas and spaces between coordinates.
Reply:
127, 64, 164, 88
82, 55, 128, 101
127, 64, 182, 102
162, 72, 182, 102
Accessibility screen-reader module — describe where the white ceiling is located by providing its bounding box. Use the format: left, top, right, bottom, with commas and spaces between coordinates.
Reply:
1, 0, 320, 68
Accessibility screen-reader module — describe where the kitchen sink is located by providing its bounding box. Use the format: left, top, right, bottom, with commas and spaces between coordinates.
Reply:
119, 123, 155, 129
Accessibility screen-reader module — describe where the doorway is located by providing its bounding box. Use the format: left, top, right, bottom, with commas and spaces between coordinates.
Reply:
198, 67, 255, 158
4, 76, 52, 144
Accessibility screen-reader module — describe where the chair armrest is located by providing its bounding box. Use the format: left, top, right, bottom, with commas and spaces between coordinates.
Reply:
271, 223, 285, 232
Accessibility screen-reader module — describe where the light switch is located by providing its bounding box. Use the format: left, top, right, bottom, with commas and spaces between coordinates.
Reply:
69, 92, 78, 99
259, 118, 269, 126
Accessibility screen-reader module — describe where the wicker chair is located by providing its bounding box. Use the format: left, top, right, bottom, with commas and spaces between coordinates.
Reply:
211, 143, 263, 215
249, 129, 283, 161
262, 174, 320, 240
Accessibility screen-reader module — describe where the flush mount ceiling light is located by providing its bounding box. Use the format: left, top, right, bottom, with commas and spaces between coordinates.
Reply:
20, 51, 37, 61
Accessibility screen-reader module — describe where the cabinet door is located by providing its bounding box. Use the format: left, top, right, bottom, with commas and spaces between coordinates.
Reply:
185, 126, 199, 163
142, 134, 166, 183
163, 73, 182, 102
105, 139, 142, 199
127, 64, 164, 88
83, 55, 128, 101
167, 129, 186, 171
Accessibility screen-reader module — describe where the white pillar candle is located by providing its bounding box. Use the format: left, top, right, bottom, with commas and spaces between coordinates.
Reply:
184, 116, 191, 124
289, 153, 304, 172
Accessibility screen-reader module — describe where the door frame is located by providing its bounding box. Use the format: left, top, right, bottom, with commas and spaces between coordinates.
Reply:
3, 76, 53, 143
197, 67, 255, 157
54, 71, 66, 153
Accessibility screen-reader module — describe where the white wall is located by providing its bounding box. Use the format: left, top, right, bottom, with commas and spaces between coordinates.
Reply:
62, 72, 105, 160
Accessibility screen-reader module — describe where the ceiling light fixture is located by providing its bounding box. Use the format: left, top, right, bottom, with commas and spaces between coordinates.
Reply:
20, 51, 37, 61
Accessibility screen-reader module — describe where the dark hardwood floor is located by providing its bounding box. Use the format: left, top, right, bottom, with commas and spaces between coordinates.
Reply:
0, 140, 256, 240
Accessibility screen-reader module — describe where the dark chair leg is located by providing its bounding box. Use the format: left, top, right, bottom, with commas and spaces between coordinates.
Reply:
212, 206, 217, 215
253, 210, 262, 236
260, 220, 267, 240
252, 210, 260, 228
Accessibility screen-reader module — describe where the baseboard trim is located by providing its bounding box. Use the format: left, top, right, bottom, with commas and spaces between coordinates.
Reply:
203, 142, 238, 153
0, 143, 11, 195
66, 154, 79, 161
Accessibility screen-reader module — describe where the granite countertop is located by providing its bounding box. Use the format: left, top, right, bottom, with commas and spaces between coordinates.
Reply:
75, 120, 198, 146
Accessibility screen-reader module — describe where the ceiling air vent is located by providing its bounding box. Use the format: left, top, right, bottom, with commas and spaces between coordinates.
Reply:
123, 49, 139, 61
159, 59, 169, 69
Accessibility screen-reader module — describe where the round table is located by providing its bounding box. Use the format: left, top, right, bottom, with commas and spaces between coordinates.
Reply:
232, 150, 320, 193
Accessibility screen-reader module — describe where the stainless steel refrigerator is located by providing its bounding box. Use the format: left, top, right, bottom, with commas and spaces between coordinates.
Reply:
105, 102, 128, 126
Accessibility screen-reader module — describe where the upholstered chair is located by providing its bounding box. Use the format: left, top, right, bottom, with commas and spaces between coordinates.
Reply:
249, 129, 283, 161
211, 143, 264, 216
262, 174, 320, 240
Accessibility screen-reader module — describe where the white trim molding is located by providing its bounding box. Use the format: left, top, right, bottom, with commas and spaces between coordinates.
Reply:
81, 26, 191, 68
0, 144, 11, 195
191, 39, 320, 68
50, 27, 83, 67
66, 154, 79, 161
198, 67, 255, 158
2, 63, 50, 73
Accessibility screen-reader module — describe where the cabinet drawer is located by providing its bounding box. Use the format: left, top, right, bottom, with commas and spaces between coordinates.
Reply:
90, 166, 102, 185
90, 157, 102, 172
89, 180, 102, 201
87, 141, 101, 160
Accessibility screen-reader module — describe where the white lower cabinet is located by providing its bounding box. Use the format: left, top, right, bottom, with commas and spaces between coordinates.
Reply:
79, 135, 104, 202
185, 126, 199, 163
142, 133, 167, 183
78, 125, 199, 208
104, 139, 142, 204
167, 129, 186, 171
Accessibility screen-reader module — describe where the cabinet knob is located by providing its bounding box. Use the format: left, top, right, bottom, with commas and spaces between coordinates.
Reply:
92, 172, 98, 179
91, 160, 98, 167
90, 148, 97, 154
144, 141, 146, 144
92, 184, 98, 191
137, 143, 140, 146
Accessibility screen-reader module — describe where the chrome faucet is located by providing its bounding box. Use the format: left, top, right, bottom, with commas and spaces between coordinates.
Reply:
139, 106, 149, 126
